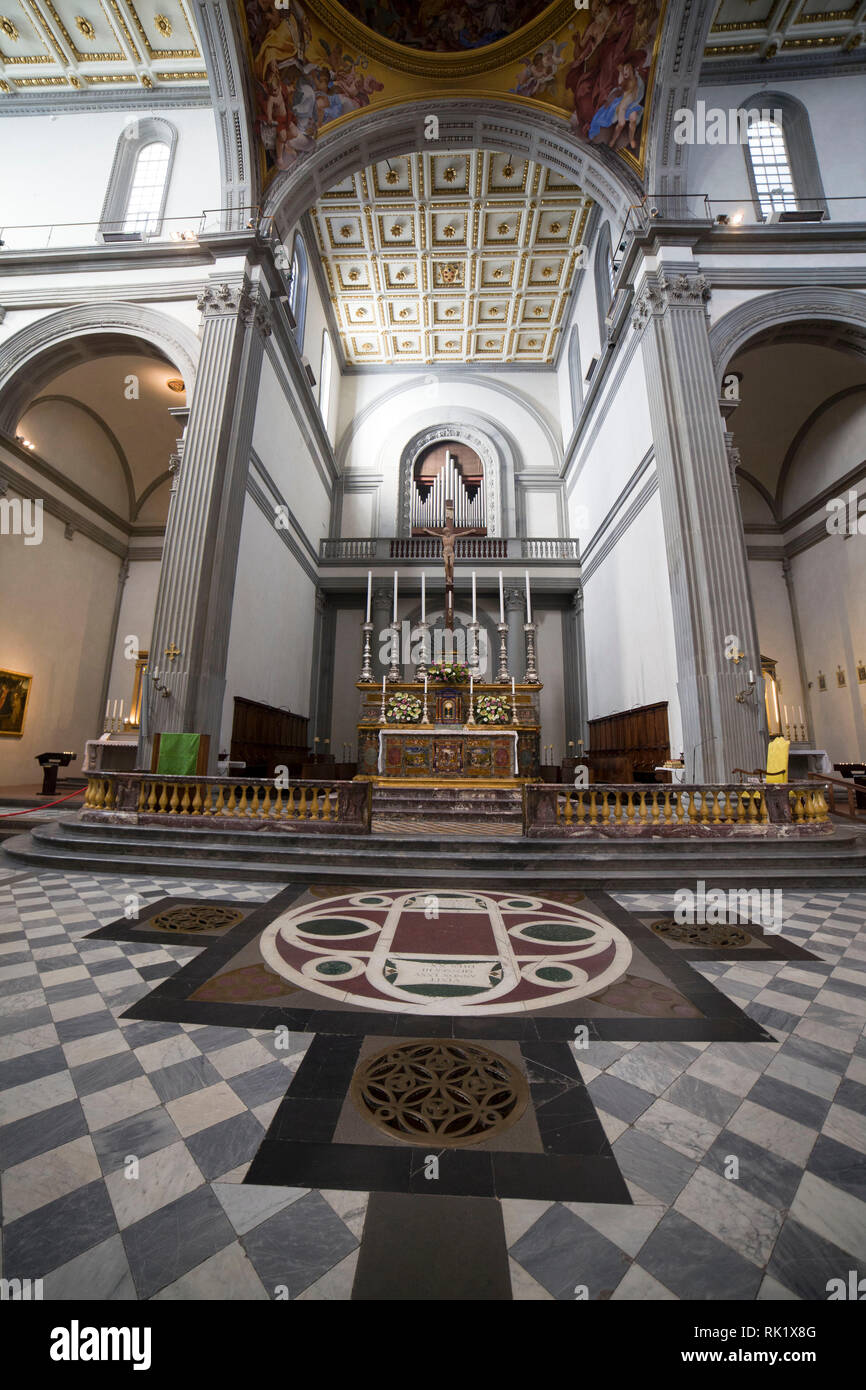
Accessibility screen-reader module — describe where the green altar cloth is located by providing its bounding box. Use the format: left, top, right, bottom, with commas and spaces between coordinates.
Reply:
156, 733, 201, 776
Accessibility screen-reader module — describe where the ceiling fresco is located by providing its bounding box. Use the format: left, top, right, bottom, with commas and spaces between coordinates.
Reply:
240, 0, 667, 186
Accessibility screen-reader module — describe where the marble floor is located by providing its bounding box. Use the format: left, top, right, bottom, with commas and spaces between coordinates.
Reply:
0, 855, 864, 1300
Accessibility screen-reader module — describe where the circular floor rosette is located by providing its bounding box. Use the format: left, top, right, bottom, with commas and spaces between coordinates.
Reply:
259, 890, 632, 1016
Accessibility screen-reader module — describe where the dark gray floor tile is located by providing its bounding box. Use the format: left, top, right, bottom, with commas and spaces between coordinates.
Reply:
779, 1036, 851, 1076
747, 1074, 831, 1131
664, 1075, 741, 1127
229, 1062, 296, 1109
91, 1105, 183, 1174
835, 1078, 866, 1116
587, 1074, 654, 1124
0, 1044, 66, 1090
122, 1185, 234, 1299
0, 1098, 88, 1169
241, 1190, 357, 1299
184, 1110, 264, 1180
70, 1050, 143, 1098
638, 1210, 762, 1300
510, 1203, 631, 1300
147, 1055, 223, 1103
702, 1128, 802, 1209
807, 1134, 866, 1202
767, 1216, 864, 1300
611, 1128, 696, 1204
2, 1178, 117, 1280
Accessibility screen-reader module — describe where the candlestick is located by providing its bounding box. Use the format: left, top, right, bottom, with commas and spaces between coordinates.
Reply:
525, 570, 532, 624
467, 675, 476, 724
380, 676, 387, 723
496, 621, 509, 683
387, 623, 401, 682
498, 571, 505, 625
393, 570, 398, 624
422, 674, 429, 724
511, 676, 517, 723
421, 572, 426, 624
359, 621, 374, 682
471, 571, 477, 623
783, 705, 788, 724
467, 620, 481, 678
105, 699, 110, 720
365, 571, 372, 624
524, 622, 539, 683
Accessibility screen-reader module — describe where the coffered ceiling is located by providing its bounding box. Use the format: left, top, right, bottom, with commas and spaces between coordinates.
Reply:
0, 0, 207, 96
703, 0, 865, 70
309, 149, 592, 368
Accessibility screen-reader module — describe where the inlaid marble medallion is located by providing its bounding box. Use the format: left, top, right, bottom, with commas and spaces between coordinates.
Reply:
259, 890, 632, 1015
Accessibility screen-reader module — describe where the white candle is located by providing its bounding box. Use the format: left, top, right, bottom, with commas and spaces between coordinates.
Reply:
153, 666, 159, 680
105, 699, 110, 719
421, 572, 426, 623
365, 571, 372, 623
525, 570, 532, 623
498, 571, 504, 624
393, 570, 398, 624
471, 571, 477, 623
382, 676, 386, 699
784, 705, 788, 723
511, 677, 515, 697
112, 699, 118, 718
119, 701, 124, 721
799, 706, 804, 724
424, 675, 428, 694
470, 676, 474, 707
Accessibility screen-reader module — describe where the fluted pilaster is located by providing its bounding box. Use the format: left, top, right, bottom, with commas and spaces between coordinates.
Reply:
633, 268, 765, 781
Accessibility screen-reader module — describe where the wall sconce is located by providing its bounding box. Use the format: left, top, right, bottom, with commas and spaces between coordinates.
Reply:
735, 667, 757, 704
150, 666, 170, 698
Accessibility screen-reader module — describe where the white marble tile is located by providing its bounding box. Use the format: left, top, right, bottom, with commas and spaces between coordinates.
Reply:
635, 1098, 721, 1161
2, 1135, 102, 1222
794, 1016, 862, 1054
565, 1200, 665, 1257
727, 1100, 817, 1167
296, 1249, 359, 1301
48, 994, 105, 1022
320, 1189, 368, 1239
753, 988, 811, 1017
509, 1257, 555, 1300
165, 1081, 247, 1137
80, 1074, 161, 1133
686, 1051, 763, 1097
207, 1038, 275, 1080
0, 961, 39, 982
61, 1029, 128, 1068
0, 1069, 75, 1124
612, 1263, 678, 1300
764, 1053, 840, 1100
607, 1050, 687, 1096
501, 1198, 553, 1247
104, 1140, 203, 1227
0, 1023, 59, 1060
212, 1182, 306, 1235
822, 1102, 866, 1154
41, 965, 90, 987
152, 1241, 269, 1301
133, 1033, 201, 1074
845, 1056, 866, 1086
789, 1171, 866, 1261
43, 1233, 137, 1301
674, 1166, 783, 1267
813, 989, 866, 1020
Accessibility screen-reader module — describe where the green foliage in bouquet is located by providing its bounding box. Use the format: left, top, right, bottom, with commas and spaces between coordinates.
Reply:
474, 693, 511, 725
385, 691, 423, 723
427, 660, 469, 684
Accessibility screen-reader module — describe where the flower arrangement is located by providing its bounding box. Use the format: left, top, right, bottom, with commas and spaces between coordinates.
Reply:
474, 694, 511, 725
385, 691, 423, 723
427, 660, 469, 684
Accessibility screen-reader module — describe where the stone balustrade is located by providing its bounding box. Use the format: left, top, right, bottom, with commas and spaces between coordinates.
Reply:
82, 773, 372, 833
524, 783, 831, 837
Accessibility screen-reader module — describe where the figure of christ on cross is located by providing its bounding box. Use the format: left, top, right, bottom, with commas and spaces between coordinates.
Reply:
416, 498, 484, 629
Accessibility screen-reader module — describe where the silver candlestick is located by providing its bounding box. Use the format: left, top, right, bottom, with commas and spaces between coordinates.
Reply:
415, 621, 430, 681
524, 622, 539, 684
359, 621, 374, 683
387, 623, 401, 683
496, 621, 509, 683
467, 621, 481, 679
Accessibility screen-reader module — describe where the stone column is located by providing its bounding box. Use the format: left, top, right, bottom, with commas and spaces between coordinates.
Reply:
144, 272, 271, 772
308, 589, 336, 750
562, 585, 588, 749
372, 588, 393, 681
505, 587, 525, 679
633, 268, 764, 782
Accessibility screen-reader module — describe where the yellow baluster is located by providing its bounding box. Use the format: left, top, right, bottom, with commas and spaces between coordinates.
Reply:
662, 788, 672, 824
638, 790, 647, 825
589, 789, 598, 825
180, 784, 191, 814
248, 785, 260, 819
711, 789, 722, 824
237, 784, 248, 817
214, 784, 225, 817
169, 784, 180, 815
146, 780, 157, 812
563, 793, 573, 825
192, 783, 203, 815
299, 788, 308, 819
158, 782, 169, 814
613, 790, 622, 825
576, 791, 586, 825
261, 785, 272, 819
322, 787, 332, 821
136, 779, 147, 812
287, 787, 296, 819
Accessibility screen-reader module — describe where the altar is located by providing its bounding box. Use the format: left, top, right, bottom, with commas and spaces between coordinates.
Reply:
356, 682, 541, 781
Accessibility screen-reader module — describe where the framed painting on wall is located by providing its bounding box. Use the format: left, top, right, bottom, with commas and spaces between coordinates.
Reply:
0, 670, 32, 737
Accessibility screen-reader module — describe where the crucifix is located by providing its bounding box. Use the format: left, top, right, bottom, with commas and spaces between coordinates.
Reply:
164, 643, 181, 662
416, 497, 484, 629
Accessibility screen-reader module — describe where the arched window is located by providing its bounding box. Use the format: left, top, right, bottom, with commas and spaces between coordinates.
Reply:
287, 233, 309, 347
568, 326, 582, 424
746, 119, 795, 220
594, 222, 614, 344
100, 119, 177, 241
319, 330, 333, 427
741, 91, 828, 222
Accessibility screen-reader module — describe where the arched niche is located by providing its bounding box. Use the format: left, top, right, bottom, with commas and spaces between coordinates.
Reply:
398, 419, 512, 537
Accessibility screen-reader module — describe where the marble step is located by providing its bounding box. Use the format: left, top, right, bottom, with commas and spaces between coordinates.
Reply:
6, 821, 866, 889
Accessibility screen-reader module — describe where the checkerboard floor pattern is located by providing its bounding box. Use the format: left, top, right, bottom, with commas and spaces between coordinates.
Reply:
0, 867, 864, 1300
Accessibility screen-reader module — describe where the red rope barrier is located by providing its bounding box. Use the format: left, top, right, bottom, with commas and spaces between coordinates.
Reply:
0, 788, 86, 817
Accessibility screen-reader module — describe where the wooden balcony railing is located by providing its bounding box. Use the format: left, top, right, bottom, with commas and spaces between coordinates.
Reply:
524, 782, 831, 836
82, 773, 372, 832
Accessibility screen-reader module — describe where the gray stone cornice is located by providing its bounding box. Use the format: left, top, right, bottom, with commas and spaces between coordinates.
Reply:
0, 231, 257, 279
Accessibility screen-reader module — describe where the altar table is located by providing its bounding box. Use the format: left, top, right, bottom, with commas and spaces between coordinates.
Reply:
377, 728, 519, 779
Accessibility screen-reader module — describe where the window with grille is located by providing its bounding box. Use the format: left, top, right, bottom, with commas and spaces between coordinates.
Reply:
746, 120, 797, 220
122, 143, 171, 235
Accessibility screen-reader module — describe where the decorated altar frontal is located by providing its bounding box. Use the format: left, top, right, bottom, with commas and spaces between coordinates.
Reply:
356, 682, 542, 782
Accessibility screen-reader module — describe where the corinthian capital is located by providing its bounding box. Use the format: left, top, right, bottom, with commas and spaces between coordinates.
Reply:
632, 271, 711, 331
196, 281, 245, 317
